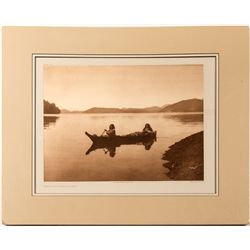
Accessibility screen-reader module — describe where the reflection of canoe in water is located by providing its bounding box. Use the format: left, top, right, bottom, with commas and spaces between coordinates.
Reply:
85, 131, 157, 144
85, 131, 157, 155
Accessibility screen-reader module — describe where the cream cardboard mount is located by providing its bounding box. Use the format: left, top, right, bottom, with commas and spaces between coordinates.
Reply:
2, 27, 249, 225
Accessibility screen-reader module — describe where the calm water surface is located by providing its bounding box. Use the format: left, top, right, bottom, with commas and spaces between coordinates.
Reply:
44, 113, 203, 181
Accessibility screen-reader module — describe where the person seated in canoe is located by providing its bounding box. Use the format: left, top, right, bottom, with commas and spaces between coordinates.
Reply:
103, 124, 116, 137
142, 123, 154, 134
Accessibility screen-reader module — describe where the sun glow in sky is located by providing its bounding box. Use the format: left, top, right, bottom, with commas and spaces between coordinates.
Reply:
44, 64, 203, 111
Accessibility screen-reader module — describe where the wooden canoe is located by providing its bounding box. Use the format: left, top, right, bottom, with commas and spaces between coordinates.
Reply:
85, 131, 156, 155
85, 131, 157, 144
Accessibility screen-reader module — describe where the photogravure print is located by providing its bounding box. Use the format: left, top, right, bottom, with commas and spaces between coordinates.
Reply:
33, 54, 217, 195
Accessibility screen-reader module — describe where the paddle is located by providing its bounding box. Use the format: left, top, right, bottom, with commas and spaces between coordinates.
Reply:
101, 129, 106, 136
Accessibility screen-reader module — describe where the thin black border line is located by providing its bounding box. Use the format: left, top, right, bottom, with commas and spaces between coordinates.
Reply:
32, 52, 219, 56
33, 54, 218, 196
32, 53, 218, 196
32, 55, 37, 195
34, 57, 37, 195
216, 54, 219, 195
34, 56, 218, 59
215, 55, 217, 195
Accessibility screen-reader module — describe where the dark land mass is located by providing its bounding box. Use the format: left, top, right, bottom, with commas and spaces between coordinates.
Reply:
44, 100, 60, 114
81, 99, 203, 114
162, 131, 203, 180
160, 98, 203, 112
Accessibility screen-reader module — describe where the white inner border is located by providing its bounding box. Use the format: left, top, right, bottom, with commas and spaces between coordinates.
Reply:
33, 54, 218, 195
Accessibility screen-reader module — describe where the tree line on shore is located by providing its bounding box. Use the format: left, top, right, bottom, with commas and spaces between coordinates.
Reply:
44, 100, 60, 114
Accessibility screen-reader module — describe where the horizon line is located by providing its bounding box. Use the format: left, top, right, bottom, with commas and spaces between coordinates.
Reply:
49, 98, 204, 112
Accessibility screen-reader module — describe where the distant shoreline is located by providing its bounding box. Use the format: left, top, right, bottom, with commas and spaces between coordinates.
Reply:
44, 112, 204, 116
44, 98, 203, 114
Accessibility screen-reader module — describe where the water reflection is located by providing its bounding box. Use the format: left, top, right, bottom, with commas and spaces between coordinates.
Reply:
44, 113, 203, 181
86, 139, 156, 157
164, 113, 203, 124
44, 116, 59, 129
103, 146, 116, 157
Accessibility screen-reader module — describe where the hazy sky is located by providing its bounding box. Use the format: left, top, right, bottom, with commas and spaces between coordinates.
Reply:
44, 64, 203, 110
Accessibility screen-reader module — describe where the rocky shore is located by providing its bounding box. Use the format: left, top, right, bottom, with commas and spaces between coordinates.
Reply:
162, 131, 203, 180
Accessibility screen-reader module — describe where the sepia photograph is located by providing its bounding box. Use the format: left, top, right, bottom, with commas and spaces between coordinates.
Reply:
43, 62, 204, 182
33, 55, 216, 194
